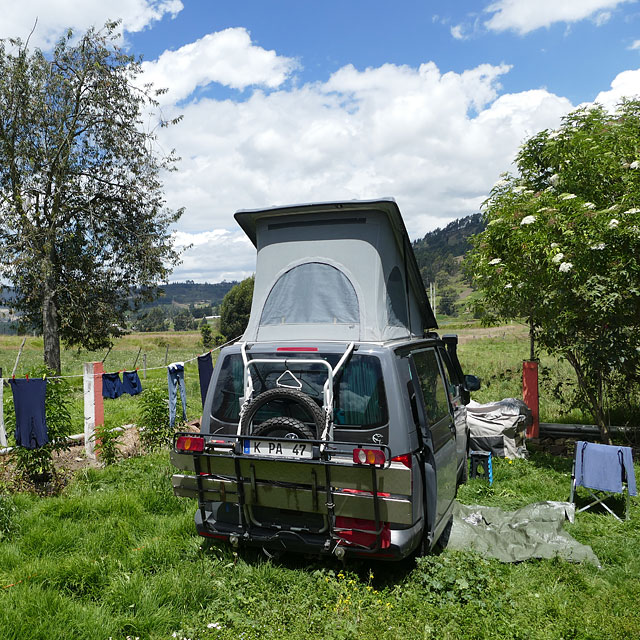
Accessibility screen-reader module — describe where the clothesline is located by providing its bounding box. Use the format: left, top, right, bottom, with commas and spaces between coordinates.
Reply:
0, 335, 241, 382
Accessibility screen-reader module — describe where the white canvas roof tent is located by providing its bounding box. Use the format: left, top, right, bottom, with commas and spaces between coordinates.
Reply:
235, 198, 437, 343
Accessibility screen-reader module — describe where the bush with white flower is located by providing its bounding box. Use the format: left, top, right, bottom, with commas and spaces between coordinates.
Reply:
466, 99, 640, 443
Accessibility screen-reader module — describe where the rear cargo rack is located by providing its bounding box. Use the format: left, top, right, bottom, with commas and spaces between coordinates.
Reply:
171, 431, 412, 555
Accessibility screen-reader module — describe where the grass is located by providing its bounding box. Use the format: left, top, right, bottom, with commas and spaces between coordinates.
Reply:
0, 452, 638, 639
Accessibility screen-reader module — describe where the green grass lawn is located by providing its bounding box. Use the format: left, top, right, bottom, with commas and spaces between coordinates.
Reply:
0, 451, 638, 640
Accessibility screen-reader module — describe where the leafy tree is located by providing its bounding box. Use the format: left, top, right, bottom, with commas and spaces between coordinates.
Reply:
173, 308, 196, 331
219, 276, 254, 339
437, 286, 458, 316
200, 321, 213, 349
138, 306, 168, 332
0, 23, 183, 373
467, 101, 640, 443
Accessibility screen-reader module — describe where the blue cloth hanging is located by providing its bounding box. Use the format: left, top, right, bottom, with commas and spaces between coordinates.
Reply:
168, 362, 187, 428
122, 370, 143, 396
197, 352, 214, 409
102, 372, 124, 399
10, 378, 49, 449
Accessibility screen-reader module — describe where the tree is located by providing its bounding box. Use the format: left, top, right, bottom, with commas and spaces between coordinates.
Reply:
437, 286, 458, 317
219, 276, 254, 339
138, 306, 168, 332
0, 23, 183, 373
173, 308, 196, 331
200, 321, 213, 349
466, 101, 640, 443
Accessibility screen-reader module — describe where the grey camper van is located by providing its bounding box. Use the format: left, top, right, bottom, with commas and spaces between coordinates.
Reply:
170, 199, 479, 560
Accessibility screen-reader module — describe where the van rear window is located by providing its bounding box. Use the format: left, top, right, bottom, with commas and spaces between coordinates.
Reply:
211, 353, 388, 429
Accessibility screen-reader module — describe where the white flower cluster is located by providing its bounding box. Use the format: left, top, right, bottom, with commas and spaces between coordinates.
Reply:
582, 202, 596, 210
590, 243, 605, 250
630, 160, 640, 170
624, 208, 640, 214
549, 173, 560, 186
505, 283, 513, 289
608, 219, 619, 229
552, 253, 564, 263
559, 262, 573, 273
520, 215, 536, 225
488, 258, 502, 265
488, 218, 503, 226
560, 193, 577, 200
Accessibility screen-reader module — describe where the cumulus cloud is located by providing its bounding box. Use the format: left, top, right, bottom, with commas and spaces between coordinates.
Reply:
0, 0, 182, 49
593, 69, 640, 109
484, 0, 633, 35
140, 28, 299, 104
151, 47, 580, 279
172, 230, 255, 282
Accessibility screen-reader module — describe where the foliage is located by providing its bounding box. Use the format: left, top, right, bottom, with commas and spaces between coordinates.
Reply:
437, 286, 458, 316
0, 22, 183, 373
137, 384, 173, 451
92, 423, 123, 467
467, 100, 640, 442
137, 306, 169, 332
0, 493, 18, 541
219, 276, 254, 339
6, 367, 73, 483
173, 309, 197, 332
200, 322, 213, 350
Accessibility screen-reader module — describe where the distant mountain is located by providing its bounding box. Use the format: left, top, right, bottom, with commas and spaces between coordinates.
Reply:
136, 281, 238, 310
412, 213, 485, 284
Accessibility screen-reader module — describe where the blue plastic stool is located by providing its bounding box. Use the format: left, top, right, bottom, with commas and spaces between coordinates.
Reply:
469, 451, 493, 485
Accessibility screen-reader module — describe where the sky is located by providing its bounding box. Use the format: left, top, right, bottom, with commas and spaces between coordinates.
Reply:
3, 0, 640, 282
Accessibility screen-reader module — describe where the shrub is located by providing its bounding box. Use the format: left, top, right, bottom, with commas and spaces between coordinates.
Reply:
138, 384, 174, 451
92, 423, 123, 466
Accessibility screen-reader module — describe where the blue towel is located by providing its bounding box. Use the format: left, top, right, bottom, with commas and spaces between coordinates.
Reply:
10, 378, 49, 449
122, 370, 143, 396
197, 352, 213, 409
102, 372, 124, 399
575, 441, 636, 495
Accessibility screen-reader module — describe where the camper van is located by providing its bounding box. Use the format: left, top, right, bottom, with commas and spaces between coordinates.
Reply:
170, 199, 480, 560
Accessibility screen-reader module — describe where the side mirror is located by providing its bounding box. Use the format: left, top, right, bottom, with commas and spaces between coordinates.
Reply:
464, 374, 481, 392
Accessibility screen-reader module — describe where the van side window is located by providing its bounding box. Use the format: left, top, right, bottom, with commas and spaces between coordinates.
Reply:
412, 349, 449, 425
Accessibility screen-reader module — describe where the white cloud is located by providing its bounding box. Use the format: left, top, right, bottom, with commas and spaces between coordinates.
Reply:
593, 69, 640, 109
148, 43, 583, 281
172, 230, 255, 282
484, 0, 633, 35
629, 39, 640, 50
140, 28, 299, 104
450, 25, 468, 40
0, 0, 182, 49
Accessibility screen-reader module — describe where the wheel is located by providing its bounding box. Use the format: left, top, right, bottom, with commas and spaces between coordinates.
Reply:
239, 387, 325, 437
252, 416, 316, 439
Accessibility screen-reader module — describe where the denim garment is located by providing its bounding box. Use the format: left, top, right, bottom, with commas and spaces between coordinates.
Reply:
197, 352, 214, 409
102, 372, 124, 399
122, 370, 143, 396
10, 378, 49, 449
168, 362, 187, 428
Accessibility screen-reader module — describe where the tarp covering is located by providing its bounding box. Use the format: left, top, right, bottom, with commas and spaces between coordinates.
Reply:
467, 398, 531, 459
234, 199, 436, 342
446, 501, 601, 566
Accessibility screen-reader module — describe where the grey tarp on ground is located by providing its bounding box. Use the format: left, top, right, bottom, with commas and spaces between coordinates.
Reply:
446, 501, 601, 566
234, 199, 437, 343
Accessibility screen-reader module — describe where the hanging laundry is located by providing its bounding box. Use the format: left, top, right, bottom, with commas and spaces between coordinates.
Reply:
122, 370, 143, 396
197, 352, 214, 409
102, 372, 124, 399
10, 378, 49, 449
167, 362, 187, 428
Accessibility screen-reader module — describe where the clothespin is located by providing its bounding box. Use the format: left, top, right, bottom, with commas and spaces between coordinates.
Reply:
26, 374, 29, 380
43, 373, 46, 380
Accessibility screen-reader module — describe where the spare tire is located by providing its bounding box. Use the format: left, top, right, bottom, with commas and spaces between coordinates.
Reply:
252, 416, 316, 440
239, 388, 325, 437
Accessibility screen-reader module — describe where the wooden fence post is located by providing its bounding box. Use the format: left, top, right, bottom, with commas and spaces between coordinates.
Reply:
83, 361, 104, 459
523, 360, 540, 438
0, 367, 6, 448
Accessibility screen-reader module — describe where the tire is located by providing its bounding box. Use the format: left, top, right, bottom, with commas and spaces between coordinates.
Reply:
239, 388, 325, 437
252, 416, 316, 440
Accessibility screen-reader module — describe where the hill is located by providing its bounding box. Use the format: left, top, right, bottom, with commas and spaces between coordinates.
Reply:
138, 281, 238, 310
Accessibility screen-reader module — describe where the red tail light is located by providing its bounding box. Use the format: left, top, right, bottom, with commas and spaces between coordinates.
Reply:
391, 454, 412, 469
176, 436, 205, 452
353, 448, 386, 465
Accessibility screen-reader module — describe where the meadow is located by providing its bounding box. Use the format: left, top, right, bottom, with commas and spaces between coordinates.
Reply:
0, 329, 638, 640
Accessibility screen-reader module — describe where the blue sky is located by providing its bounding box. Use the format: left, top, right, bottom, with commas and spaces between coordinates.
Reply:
3, 0, 640, 281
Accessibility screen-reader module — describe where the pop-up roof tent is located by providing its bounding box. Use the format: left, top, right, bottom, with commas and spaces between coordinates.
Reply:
235, 198, 437, 343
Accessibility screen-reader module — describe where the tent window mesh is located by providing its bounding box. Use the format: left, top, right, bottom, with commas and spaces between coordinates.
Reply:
386, 266, 408, 327
260, 262, 359, 326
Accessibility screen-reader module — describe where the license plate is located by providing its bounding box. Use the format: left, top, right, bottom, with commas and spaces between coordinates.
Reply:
243, 439, 312, 459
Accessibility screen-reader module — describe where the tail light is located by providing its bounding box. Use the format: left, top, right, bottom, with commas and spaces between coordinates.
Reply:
176, 435, 205, 452
353, 448, 386, 465
391, 454, 412, 469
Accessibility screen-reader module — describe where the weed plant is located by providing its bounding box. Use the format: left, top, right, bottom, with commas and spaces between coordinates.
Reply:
91, 423, 123, 466
138, 384, 175, 452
